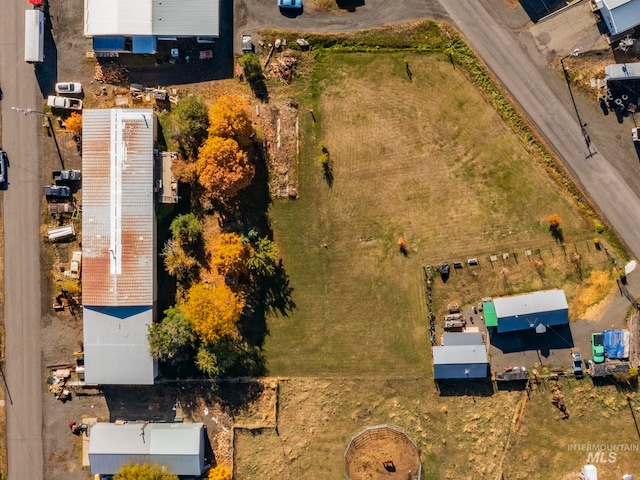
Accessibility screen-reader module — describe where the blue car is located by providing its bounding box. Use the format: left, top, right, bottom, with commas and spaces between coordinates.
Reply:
278, 0, 302, 8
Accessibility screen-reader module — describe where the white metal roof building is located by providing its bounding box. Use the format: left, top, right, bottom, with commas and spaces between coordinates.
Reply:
432, 344, 489, 380
595, 0, 640, 37
89, 422, 205, 476
84, 0, 220, 37
605, 62, 640, 81
492, 289, 568, 334
82, 109, 157, 385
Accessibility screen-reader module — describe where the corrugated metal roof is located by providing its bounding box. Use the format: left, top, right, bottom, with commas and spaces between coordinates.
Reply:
85, 0, 152, 36
432, 345, 488, 365
493, 290, 567, 319
83, 307, 156, 385
89, 423, 204, 475
152, 0, 220, 36
605, 63, 640, 81
82, 109, 156, 307
599, 0, 640, 35
442, 332, 484, 346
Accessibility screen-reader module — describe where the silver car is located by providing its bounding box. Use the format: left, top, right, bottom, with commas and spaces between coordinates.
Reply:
55, 82, 82, 94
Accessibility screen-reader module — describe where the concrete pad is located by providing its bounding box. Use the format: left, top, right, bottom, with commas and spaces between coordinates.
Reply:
81, 417, 98, 467
530, 1, 609, 61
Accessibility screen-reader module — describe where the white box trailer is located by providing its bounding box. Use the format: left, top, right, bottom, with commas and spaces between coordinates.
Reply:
24, 10, 44, 63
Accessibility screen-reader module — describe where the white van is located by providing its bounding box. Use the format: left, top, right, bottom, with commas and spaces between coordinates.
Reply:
24, 10, 44, 63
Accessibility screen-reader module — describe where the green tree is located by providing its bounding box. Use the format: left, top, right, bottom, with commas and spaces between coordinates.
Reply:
174, 96, 209, 160
195, 340, 239, 377
148, 307, 196, 361
246, 236, 279, 276
114, 463, 178, 480
239, 53, 268, 102
170, 213, 202, 251
162, 239, 199, 284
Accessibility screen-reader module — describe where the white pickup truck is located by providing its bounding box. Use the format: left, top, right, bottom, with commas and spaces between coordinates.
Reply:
47, 95, 82, 110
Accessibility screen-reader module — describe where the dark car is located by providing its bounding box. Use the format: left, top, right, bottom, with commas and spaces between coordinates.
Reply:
0, 150, 6, 183
43, 185, 71, 197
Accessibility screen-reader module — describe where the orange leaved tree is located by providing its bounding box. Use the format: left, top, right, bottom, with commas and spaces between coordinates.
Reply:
180, 282, 244, 344
196, 136, 254, 201
208, 94, 253, 149
65, 112, 82, 134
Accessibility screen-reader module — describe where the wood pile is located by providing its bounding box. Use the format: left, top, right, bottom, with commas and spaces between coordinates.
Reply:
94, 62, 129, 84
272, 57, 298, 84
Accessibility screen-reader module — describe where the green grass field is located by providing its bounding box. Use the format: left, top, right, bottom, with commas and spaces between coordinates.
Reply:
264, 51, 600, 377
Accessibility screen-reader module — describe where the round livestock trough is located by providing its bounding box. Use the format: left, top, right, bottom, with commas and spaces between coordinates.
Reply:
344, 424, 421, 480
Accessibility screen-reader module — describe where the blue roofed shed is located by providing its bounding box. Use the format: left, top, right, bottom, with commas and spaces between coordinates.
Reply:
493, 289, 568, 333
433, 344, 489, 379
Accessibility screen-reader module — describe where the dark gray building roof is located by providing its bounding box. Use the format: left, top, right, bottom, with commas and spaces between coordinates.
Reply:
441, 332, 484, 346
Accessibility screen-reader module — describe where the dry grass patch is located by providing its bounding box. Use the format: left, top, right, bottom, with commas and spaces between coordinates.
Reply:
267, 52, 602, 376
234, 378, 523, 479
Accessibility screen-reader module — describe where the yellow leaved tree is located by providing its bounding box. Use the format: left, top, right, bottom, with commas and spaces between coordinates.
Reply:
210, 232, 252, 279
180, 282, 244, 344
196, 136, 254, 201
208, 465, 231, 480
208, 94, 253, 149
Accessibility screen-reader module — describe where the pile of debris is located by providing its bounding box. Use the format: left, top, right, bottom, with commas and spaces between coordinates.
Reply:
271, 56, 298, 84
48, 366, 73, 402
550, 383, 569, 419
94, 61, 129, 84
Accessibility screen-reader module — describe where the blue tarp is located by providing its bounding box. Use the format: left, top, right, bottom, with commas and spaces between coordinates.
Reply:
603, 329, 627, 359
93, 36, 126, 52
132, 36, 157, 54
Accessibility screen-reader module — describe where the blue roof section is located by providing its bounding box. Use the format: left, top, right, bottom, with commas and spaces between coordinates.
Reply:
432, 345, 489, 379
93, 36, 126, 52
132, 35, 156, 54
84, 305, 152, 319
494, 290, 568, 333
603, 329, 628, 359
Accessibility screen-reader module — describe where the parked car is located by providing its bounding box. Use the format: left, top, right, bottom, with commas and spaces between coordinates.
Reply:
0, 149, 7, 183
43, 185, 71, 197
53, 170, 81, 181
47, 95, 82, 110
571, 348, 583, 376
278, 0, 302, 8
54, 82, 82, 94
591, 332, 605, 364
69, 251, 82, 279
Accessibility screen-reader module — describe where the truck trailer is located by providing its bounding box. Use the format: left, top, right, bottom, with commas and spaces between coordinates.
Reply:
24, 10, 44, 63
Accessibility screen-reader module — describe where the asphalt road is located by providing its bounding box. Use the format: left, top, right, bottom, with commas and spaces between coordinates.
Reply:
235, 0, 449, 53
0, 1, 44, 478
440, 0, 640, 260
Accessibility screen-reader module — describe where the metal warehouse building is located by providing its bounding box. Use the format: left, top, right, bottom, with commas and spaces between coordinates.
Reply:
84, 0, 220, 53
89, 422, 205, 476
433, 333, 489, 380
486, 289, 568, 334
82, 109, 157, 385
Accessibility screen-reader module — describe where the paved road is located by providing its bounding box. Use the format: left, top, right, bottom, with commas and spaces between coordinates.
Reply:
0, 1, 44, 479
440, 0, 640, 260
235, 0, 449, 53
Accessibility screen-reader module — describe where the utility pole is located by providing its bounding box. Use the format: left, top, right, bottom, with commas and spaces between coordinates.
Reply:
11, 106, 65, 169
559, 49, 595, 158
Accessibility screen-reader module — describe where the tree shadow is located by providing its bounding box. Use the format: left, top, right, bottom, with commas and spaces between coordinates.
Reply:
322, 160, 334, 188
549, 225, 564, 243
336, 0, 365, 12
